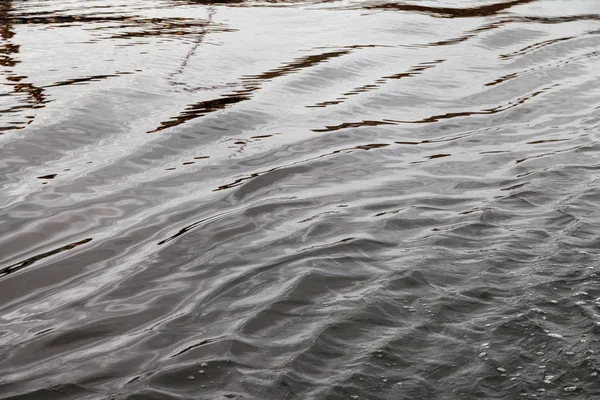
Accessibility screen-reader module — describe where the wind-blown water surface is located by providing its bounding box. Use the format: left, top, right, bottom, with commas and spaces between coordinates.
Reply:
1, 0, 600, 398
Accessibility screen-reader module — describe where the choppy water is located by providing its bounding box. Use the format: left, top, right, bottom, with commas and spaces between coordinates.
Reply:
1, 0, 600, 398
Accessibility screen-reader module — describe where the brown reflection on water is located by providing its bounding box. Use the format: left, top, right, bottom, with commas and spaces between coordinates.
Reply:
307, 60, 444, 109
365, 0, 537, 18
0, 238, 92, 278
0, 0, 47, 132
0, 3, 239, 134
149, 48, 354, 133
313, 83, 558, 132
106, 16, 232, 41
45, 74, 129, 88
500, 36, 573, 59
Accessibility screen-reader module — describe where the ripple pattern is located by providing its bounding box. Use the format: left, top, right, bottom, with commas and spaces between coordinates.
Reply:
1, 0, 600, 399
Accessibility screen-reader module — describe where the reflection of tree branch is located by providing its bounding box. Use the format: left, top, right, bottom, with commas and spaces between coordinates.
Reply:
0, 238, 93, 279
149, 48, 354, 133
0, 0, 48, 133
365, 0, 537, 18
167, 6, 216, 92
0, 1, 15, 40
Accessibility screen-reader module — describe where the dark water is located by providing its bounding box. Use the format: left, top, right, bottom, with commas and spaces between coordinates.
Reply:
1, 0, 600, 398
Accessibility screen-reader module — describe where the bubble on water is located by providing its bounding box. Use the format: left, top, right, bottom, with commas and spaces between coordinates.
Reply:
482, 343, 490, 349
187, 375, 195, 380
547, 333, 563, 339
575, 301, 586, 305
550, 300, 559, 304
479, 352, 487, 358
566, 351, 575, 356
497, 367, 506, 373
530, 308, 545, 314
573, 292, 589, 297
200, 362, 208, 367
591, 372, 598, 377
564, 386, 577, 392
382, 378, 388, 382
198, 370, 204, 374
510, 377, 518, 381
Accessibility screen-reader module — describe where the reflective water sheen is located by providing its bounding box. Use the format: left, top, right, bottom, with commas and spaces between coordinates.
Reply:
1, 0, 599, 399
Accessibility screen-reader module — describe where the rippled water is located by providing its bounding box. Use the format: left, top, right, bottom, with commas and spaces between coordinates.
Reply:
1, 0, 600, 398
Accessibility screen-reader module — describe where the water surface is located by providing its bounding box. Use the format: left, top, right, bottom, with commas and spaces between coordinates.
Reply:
1, 0, 600, 398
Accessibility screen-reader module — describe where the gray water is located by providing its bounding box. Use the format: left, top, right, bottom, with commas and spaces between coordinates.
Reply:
1, 0, 600, 399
